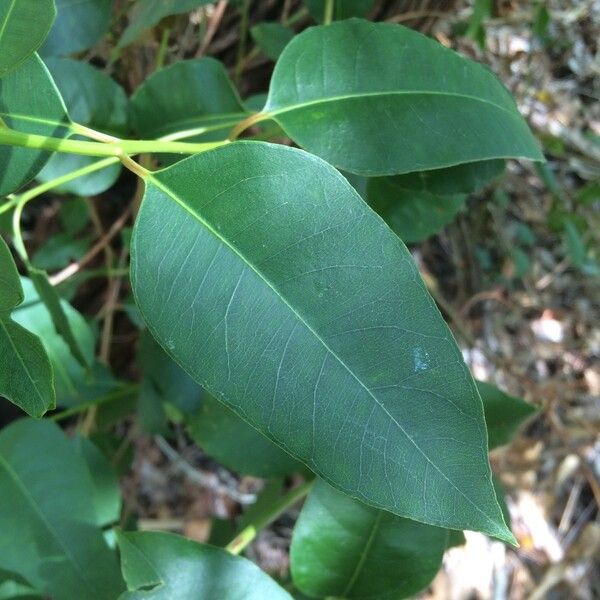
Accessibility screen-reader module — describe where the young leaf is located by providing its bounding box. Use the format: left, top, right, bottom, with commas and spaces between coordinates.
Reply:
118, 0, 213, 49
290, 479, 447, 600
187, 393, 303, 477
130, 58, 248, 142
0, 239, 55, 417
250, 23, 295, 61
304, 0, 375, 22
0, 54, 68, 196
117, 530, 292, 599
367, 178, 466, 243
0, 419, 125, 599
265, 19, 543, 175
130, 141, 512, 542
0, 0, 56, 77
41, 0, 112, 57
37, 58, 128, 195
477, 380, 537, 449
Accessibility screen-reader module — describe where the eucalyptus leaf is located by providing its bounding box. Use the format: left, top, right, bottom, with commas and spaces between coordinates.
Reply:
251, 23, 295, 60
0, 54, 68, 196
41, 0, 112, 56
265, 19, 543, 175
291, 479, 447, 599
0, 240, 55, 417
118, 0, 213, 48
36, 58, 128, 195
130, 141, 512, 542
130, 58, 248, 142
477, 380, 536, 449
0, 0, 56, 77
117, 530, 292, 599
0, 419, 124, 600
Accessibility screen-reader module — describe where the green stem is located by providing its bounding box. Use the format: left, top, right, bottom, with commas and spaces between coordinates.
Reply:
226, 479, 314, 555
324, 0, 335, 24
156, 27, 171, 70
50, 384, 139, 422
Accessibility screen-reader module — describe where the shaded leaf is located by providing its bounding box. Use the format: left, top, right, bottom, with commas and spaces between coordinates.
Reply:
0, 240, 55, 417
265, 20, 542, 175
304, 0, 374, 22
0, 419, 124, 600
130, 141, 512, 541
251, 23, 295, 60
117, 530, 292, 599
0, 0, 56, 77
291, 479, 447, 599
0, 54, 68, 196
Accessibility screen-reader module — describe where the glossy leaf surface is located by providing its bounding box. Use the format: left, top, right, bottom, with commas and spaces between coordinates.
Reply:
367, 178, 466, 243
0, 241, 55, 417
118, 0, 213, 48
188, 393, 302, 477
0, 54, 68, 196
37, 58, 128, 195
477, 380, 537, 449
117, 530, 292, 599
291, 479, 447, 599
41, 0, 112, 56
130, 58, 248, 142
266, 20, 543, 175
0, 419, 124, 599
131, 142, 511, 541
0, 0, 56, 77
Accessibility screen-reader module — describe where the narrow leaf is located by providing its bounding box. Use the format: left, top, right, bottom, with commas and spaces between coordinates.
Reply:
0, 239, 55, 417
131, 141, 512, 541
117, 530, 292, 599
0, 54, 68, 195
0, 0, 56, 77
0, 419, 124, 599
291, 479, 447, 599
265, 19, 543, 175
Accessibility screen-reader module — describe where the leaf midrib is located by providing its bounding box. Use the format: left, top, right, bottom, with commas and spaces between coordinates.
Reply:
0, 450, 101, 599
145, 165, 501, 534
266, 89, 519, 121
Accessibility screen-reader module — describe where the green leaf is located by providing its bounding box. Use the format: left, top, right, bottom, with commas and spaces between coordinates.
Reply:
265, 19, 543, 175
304, 0, 374, 22
0, 54, 68, 196
477, 380, 536, 449
36, 58, 128, 195
367, 178, 466, 243
13, 278, 114, 408
118, 0, 213, 48
188, 393, 303, 477
0, 419, 124, 600
0, 569, 42, 600
41, 0, 112, 56
117, 530, 292, 599
130, 58, 248, 143
291, 479, 447, 599
0, 0, 56, 77
251, 23, 295, 60
0, 239, 55, 417
130, 141, 513, 542
72, 434, 122, 527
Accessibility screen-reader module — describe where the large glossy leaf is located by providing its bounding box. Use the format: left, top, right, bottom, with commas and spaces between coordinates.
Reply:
0, 419, 124, 600
41, 0, 112, 56
187, 393, 303, 477
13, 278, 115, 408
117, 530, 292, 599
118, 0, 213, 48
130, 58, 248, 142
131, 141, 512, 542
0, 240, 55, 417
265, 19, 543, 175
0, 54, 68, 196
0, 0, 56, 77
367, 178, 466, 243
291, 479, 447, 599
477, 380, 537, 449
36, 58, 128, 195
